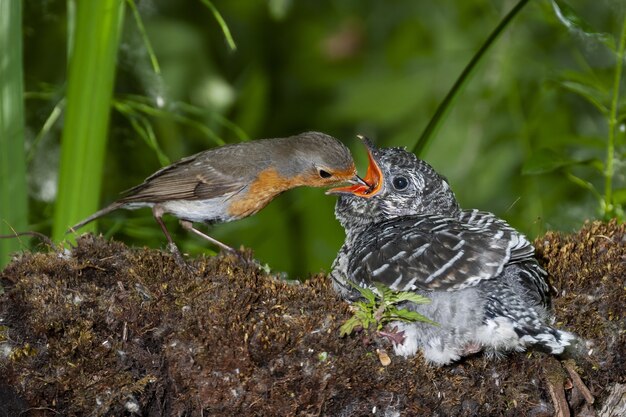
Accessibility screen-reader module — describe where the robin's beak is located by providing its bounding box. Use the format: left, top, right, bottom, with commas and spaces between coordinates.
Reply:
326, 135, 383, 197
348, 175, 368, 186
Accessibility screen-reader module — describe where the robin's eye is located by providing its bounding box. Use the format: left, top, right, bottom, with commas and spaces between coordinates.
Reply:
392, 176, 409, 190
319, 169, 332, 179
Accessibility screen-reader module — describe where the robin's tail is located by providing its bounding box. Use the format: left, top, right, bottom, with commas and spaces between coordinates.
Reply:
67, 202, 124, 234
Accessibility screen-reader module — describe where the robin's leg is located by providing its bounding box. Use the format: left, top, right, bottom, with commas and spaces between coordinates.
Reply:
152, 205, 183, 258
179, 220, 236, 253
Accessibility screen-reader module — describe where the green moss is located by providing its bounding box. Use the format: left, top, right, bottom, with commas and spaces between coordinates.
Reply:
0, 223, 624, 416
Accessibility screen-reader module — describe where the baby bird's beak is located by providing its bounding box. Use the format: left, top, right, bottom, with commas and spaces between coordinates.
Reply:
326, 135, 383, 197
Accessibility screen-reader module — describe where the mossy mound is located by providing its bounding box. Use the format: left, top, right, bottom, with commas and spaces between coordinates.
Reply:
535, 220, 626, 396
0, 220, 624, 416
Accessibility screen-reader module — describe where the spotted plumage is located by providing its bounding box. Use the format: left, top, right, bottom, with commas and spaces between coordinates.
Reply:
328, 137, 578, 365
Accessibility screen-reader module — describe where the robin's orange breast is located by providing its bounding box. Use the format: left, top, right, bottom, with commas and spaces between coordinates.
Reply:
227, 168, 308, 219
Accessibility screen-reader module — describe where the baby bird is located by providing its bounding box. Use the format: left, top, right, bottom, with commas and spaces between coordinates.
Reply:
328, 136, 578, 365
70, 132, 364, 252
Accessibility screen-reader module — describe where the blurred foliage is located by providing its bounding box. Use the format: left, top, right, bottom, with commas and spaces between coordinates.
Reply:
19, 0, 625, 278
0, 0, 28, 268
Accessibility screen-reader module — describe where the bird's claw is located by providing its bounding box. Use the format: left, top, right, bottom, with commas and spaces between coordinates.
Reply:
166, 242, 189, 267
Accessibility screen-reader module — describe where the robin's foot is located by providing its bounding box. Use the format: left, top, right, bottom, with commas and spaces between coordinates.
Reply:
178, 220, 265, 270
217, 247, 265, 272
166, 241, 188, 266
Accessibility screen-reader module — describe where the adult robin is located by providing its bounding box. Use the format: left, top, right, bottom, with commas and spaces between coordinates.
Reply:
70, 131, 365, 252
327, 136, 578, 365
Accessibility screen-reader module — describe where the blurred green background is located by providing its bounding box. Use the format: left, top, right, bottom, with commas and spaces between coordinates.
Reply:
2, 0, 624, 278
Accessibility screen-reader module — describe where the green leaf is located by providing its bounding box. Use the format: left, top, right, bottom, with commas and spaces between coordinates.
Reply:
551, 0, 615, 50
339, 317, 362, 337
557, 79, 608, 115
375, 283, 391, 303
393, 292, 432, 305
565, 172, 603, 200
391, 308, 439, 326
352, 301, 369, 311
354, 284, 378, 304
613, 189, 626, 205
522, 148, 580, 175
339, 281, 438, 339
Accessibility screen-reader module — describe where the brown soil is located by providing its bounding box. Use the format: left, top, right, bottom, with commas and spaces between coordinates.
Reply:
0, 220, 624, 416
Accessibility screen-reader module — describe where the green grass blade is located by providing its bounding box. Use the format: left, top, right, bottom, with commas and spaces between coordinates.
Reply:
27, 98, 65, 163
411, 0, 530, 156
112, 96, 228, 147
199, 0, 237, 52
0, 0, 28, 267
52, 0, 125, 241
127, 114, 171, 166
126, 0, 161, 75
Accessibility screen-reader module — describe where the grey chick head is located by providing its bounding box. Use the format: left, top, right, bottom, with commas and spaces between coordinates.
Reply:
327, 136, 460, 235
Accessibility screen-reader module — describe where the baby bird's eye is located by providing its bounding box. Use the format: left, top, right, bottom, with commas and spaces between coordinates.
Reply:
318, 169, 332, 179
392, 176, 409, 190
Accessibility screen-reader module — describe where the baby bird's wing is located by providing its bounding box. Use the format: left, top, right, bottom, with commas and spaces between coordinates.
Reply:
457, 209, 536, 262
346, 213, 536, 292
119, 146, 269, 203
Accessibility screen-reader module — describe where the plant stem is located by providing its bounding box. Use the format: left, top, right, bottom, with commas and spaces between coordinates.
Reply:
0, 0, 28, 268
126, 0, 161, 75
411, 0, 530, 156
52, 0, 125, 241
604, 13, 626, 218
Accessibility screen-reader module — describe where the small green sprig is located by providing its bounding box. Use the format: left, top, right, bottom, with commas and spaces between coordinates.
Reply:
339, 283, 438, 337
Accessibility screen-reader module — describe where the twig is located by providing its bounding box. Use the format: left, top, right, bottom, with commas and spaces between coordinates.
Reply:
544, 358, 570, 417
0, 231, 54, 248
564, 360, 595, 405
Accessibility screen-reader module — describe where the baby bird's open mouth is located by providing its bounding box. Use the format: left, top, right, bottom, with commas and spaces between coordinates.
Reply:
326, 135, 383, 197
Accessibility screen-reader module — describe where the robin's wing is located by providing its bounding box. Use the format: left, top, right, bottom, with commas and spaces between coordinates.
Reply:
119, 145, 271, 203
345, 212, 536, 292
